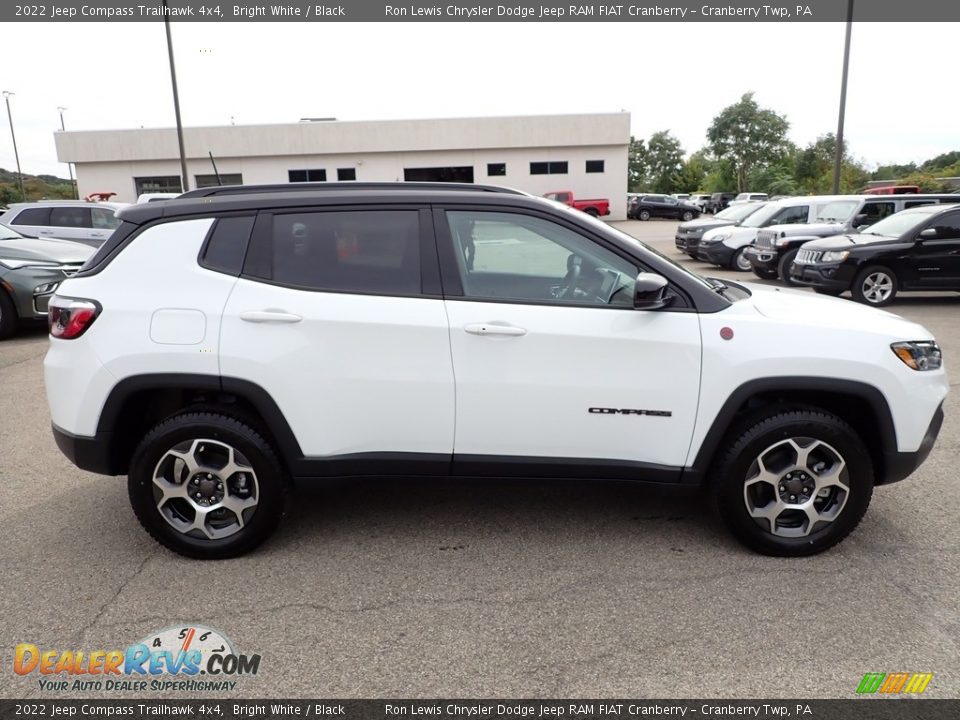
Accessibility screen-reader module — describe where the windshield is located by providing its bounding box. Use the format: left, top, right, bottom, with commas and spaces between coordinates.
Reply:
0, 224, 25, 241
860, 209, 938, 238
814, 200, 859, 223
716, 203, 765, 222
740, 203, 784, 228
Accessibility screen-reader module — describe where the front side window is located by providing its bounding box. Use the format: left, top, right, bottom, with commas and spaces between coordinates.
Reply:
250, 210, 421, 296
771, 205, 810, 225
924, 213, 960, 239
856, 201, 896, 224
445, 210, 637, 307
50, 207, 92, 229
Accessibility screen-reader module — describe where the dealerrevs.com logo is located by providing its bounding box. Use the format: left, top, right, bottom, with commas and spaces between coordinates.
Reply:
14, 625, 261, 692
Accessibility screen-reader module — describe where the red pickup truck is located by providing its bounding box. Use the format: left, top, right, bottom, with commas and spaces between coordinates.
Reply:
543, 190, 610, 217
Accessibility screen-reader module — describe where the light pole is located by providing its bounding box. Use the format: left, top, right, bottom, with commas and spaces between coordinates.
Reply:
3, 91, 25, 201
832, 0, 854, 194
163, 0, 190, 192
57, 106, 78, 199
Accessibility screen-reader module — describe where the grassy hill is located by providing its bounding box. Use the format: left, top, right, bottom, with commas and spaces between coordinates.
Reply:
0, 168, 76, 205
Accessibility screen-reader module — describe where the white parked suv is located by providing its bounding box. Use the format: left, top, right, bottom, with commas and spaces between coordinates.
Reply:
0, 201, 127, 247
45, 183, 947, 558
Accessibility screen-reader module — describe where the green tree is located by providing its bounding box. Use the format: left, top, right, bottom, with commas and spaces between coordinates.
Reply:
627, 136, 649, 192
646, 130, 685, 194
706, 92, 791, 192
674, 151, 710, 193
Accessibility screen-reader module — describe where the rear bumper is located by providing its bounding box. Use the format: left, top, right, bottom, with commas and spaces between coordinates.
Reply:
52, 424, 119, 476
879, 404, 944, 485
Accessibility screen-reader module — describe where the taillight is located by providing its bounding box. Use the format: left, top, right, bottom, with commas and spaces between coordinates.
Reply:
48, 296, 101, 339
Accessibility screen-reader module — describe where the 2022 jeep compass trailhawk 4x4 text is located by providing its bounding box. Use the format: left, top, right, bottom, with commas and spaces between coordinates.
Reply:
44, 183, 948, 559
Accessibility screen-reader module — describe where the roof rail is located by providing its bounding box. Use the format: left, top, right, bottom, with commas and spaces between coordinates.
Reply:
177, 181, 527, 199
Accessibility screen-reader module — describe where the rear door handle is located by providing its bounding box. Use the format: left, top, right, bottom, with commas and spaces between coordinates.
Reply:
463, 322, 527, 337
240, 310, 303, 324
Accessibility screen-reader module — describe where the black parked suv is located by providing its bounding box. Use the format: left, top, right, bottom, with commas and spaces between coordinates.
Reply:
629, 194, 701, 221
789, 204, 960, 306
706, 193, 738, 214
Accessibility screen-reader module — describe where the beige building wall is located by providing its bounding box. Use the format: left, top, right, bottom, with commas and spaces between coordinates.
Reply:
56, 114, 631, 219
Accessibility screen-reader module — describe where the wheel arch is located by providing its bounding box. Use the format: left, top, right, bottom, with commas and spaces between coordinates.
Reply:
687, 377, 896, 486
95, 374, 302, 476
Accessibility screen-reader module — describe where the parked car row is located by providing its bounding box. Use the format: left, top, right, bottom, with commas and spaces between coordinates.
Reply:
677, 193, 960, 306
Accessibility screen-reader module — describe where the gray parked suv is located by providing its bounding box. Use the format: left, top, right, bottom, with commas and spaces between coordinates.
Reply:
0, 201, 126, 247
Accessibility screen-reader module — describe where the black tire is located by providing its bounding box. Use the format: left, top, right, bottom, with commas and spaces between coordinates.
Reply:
584, 207, 600, 218
852, 265, 898, 307
638, 209, 651, 221
752, 267, 779, 280
730, 247, 752, 272
681, 211, 694, 221
813, 287, 843, 297
777, 249, 800, 286
711, 408, 874, 556
128, 412, 289, 559
0, 290, 18, 340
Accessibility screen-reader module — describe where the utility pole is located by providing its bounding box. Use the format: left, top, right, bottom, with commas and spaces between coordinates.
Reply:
163, 0, 190, 192
833, 0, 854, 194
57, 107, 78, 199
3, 91, 25, 201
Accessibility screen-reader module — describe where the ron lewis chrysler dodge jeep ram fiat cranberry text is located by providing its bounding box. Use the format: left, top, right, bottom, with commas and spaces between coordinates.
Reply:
44, 183, 947, 558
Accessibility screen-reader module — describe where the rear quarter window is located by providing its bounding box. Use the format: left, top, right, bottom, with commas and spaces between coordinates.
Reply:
10, 207, 51, 226
200, 216, 255, 276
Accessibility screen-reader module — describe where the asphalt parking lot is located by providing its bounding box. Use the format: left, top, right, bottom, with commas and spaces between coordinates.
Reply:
1, 218, 958, 700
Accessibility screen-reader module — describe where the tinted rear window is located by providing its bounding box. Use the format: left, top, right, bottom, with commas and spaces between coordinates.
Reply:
201, 216, 255, 276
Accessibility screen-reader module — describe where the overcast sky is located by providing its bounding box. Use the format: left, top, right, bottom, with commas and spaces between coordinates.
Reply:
2, 21, 957, 178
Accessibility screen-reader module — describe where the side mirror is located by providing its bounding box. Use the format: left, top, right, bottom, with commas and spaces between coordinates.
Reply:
634, 272, 672, 310
854, 214, 868, 226
918, 228, 937, 240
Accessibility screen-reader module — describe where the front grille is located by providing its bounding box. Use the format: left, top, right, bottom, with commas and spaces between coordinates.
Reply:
795, 249, 823, 264
755, 232, 776, 250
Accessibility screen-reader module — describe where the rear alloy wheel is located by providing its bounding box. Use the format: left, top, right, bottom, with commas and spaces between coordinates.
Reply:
128, 412, 288, 559
638, 209, 651, 221
681, 211, 694, 221
731, 247, 752, 272
852, 266, 897, 307
712, 409, 873, 556
0, 291, 17, 340
777, 249, 800, 286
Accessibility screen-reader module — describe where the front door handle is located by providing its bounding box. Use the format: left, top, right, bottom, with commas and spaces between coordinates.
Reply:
463, 322, 527, 337
240, 310, 303, 324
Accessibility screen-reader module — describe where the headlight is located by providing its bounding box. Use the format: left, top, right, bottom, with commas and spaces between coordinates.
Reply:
704, 234, 727, 244
0, 258, 59, 270
821, 250, 849, 263
891, 341, 942, 371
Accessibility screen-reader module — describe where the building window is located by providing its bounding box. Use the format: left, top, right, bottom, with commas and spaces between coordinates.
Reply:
337, 168, 357, 181
289, 169, 327, 183
586, 160, 605, 173
487, 163, 506, 176
134, 176, 183, 196
195, 173, 243, 188
530, 161, 568, 175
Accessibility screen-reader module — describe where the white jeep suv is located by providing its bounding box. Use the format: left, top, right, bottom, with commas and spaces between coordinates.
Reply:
45, 183, 948, 558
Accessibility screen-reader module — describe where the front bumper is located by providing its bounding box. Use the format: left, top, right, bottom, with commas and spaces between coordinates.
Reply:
697, 242, 735, 266
788, 262, 853, 293
744, 246, 780, 273
880, 404, 944, 485
675, 234, 702, 253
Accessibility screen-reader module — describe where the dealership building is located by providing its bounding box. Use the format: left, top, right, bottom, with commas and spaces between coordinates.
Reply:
54, 112, 631, 219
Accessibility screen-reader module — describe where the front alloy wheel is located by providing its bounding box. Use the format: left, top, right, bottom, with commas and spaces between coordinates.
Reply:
713, 409, 873, 556
853, 266, 897, 306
